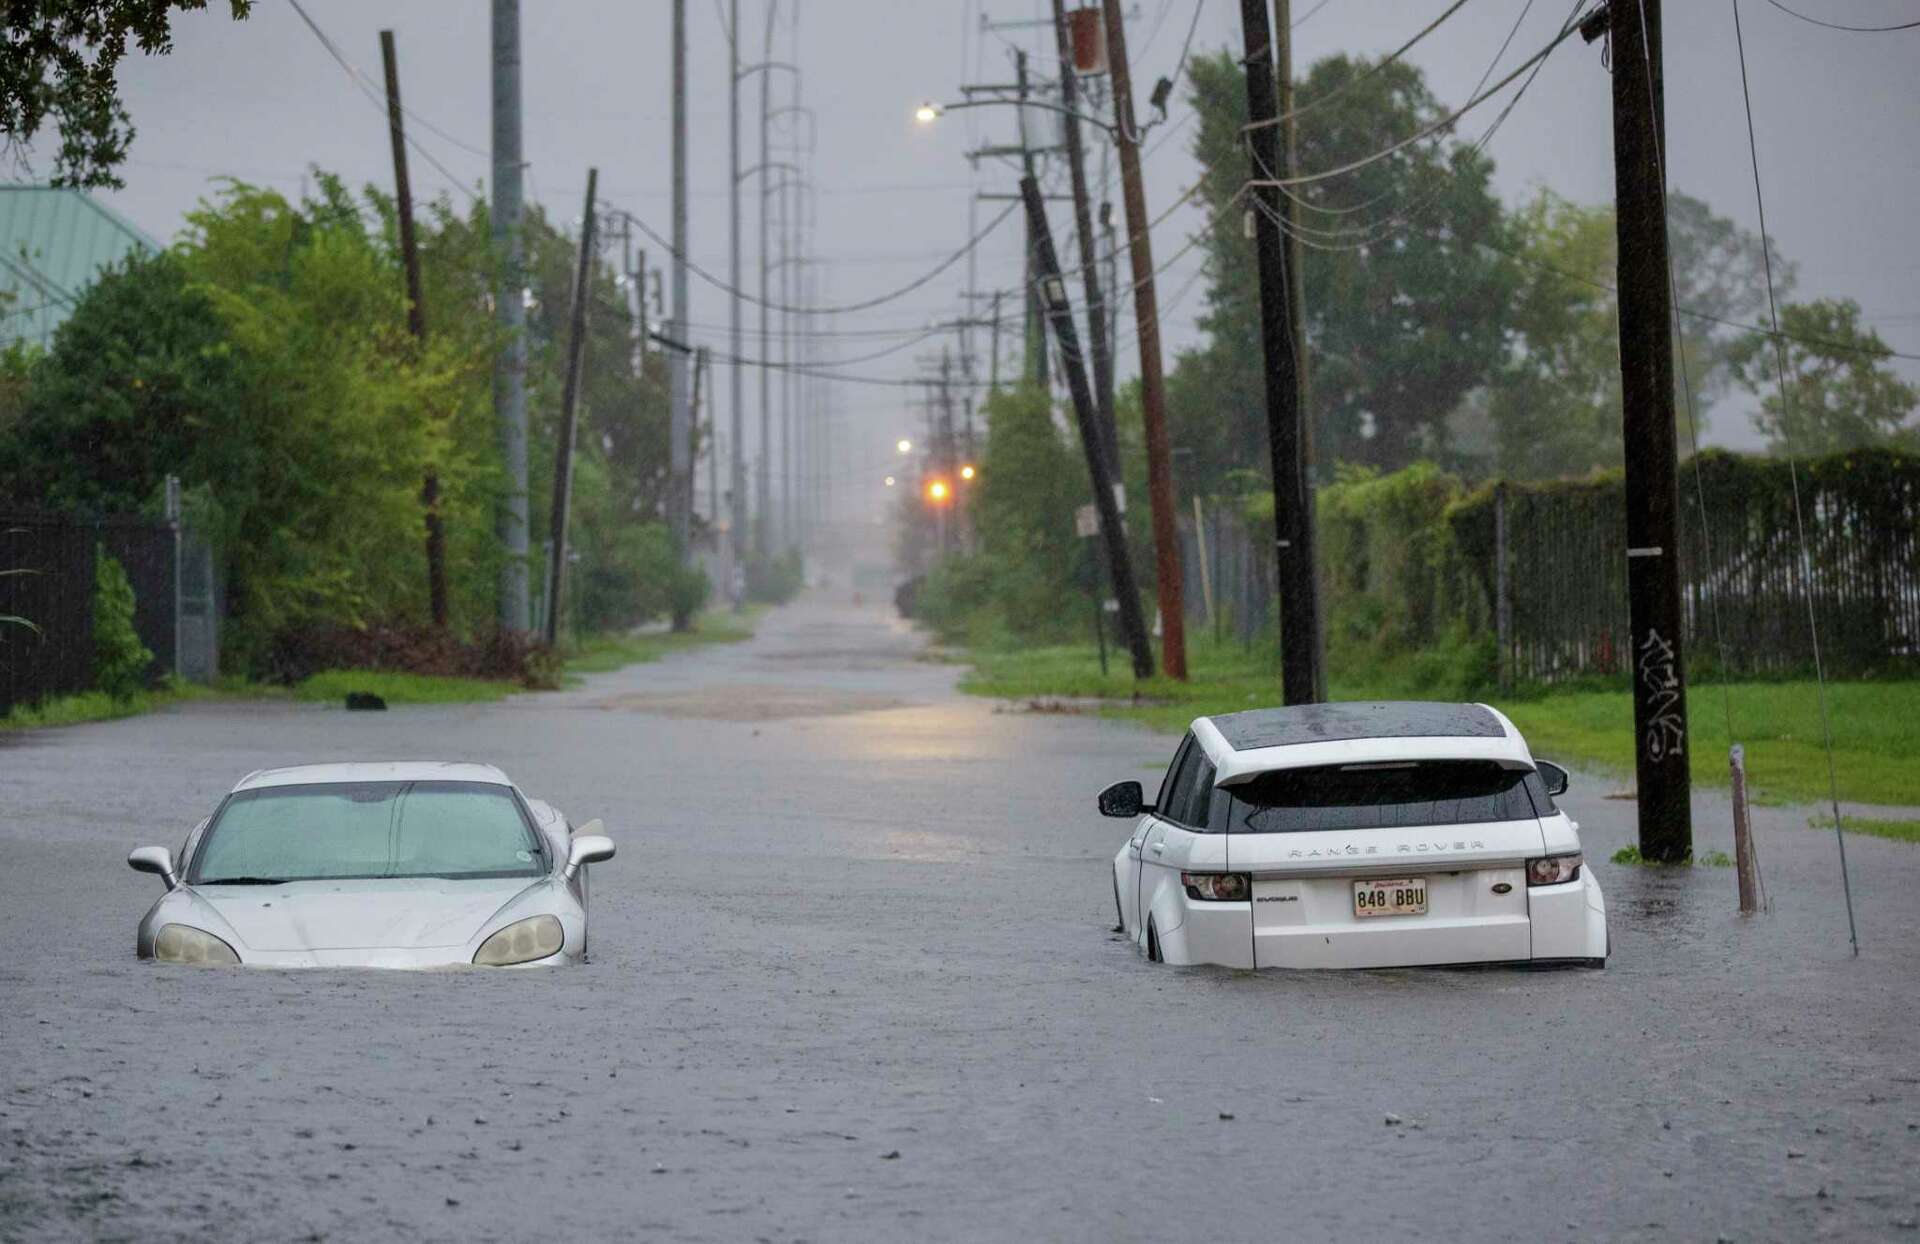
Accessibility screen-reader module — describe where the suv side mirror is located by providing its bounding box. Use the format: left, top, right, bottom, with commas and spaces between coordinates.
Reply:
1098, 781, 1148, 819
564, 820, 614, 880
1536, 760, 1571, 798
128, 846, 177, 890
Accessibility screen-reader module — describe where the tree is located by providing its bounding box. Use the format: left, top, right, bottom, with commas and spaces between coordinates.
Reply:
1178, 51, 1518, 479
1, 1, 251, 188
1731, 298, 1918, 454
1480, 189, 1621, 478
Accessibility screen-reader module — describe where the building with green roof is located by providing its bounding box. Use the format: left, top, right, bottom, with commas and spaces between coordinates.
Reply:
0, 185, 159, 352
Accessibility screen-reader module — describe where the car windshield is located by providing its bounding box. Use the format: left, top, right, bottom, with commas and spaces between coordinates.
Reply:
1223, 760, 1546, 834
191, 780, 544, 883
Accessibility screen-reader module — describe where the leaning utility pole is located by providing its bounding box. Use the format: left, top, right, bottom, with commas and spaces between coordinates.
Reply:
1015, 50, 1047, 390
491, 0, 530, 632
1609, 0, 1691, 861
381, 29, 448, 630
1240, 0, 1321, 704
1022, 175, 1154, 680
668, 0, 693, 557
544, 168, 598, 648
1052, 0, 1115, 467
1102, 0, 1187, 680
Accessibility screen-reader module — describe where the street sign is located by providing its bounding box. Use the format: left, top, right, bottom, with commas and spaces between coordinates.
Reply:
1075, 504, 1099, 538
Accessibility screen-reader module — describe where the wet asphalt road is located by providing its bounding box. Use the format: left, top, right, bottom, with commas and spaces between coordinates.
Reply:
3, 597, 1917, 1242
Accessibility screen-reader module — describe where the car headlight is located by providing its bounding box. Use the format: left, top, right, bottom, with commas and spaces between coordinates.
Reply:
1526, 853, 1584, 886
1182, 872, 1251, 902
153, 923, 240, 965
473, 915, 564, 966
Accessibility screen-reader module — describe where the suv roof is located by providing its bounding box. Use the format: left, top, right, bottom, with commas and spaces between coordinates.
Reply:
1208, 701, 1505, 752
1193, 702, 1533, 785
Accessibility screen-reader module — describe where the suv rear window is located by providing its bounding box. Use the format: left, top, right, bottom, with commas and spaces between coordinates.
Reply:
1224, 760, 1546, 834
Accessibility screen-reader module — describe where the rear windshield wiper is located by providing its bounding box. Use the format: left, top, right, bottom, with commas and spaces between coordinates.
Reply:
198, 876, 289, 886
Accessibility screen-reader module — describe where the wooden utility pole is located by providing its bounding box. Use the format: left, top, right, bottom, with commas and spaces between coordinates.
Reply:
544, 168, 598, 648
490, 0, 530, 632
1273, 0, 1321, 699
1014, 50, 1047, 391
1238, 0, 1321, 704
1102, 0, 1188, 681
1052, 0, 1115, 468
1021, 175, 1154, 679
381, 30, 448, 629
1609, 0, 1691, 861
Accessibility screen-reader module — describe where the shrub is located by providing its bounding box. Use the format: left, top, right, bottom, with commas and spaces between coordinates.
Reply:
93, 547, 153, 700
745, 547, 804, 605
264, 622, 556, 688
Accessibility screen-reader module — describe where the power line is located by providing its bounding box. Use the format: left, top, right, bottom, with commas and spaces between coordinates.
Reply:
286, 0, 481, 202
1245, 17, 1587, 185
1729, 0, 1858, 952
618, 199, 1019, 315
1763, 0, 1920, 31
1243, 0, 1484, 134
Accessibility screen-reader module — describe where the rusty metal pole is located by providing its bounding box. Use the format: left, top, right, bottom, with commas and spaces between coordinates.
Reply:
1102, 0, 1188, 680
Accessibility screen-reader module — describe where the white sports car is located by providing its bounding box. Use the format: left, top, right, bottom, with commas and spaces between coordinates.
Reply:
1103, 702, 1607, 970
128, 762, 613, 968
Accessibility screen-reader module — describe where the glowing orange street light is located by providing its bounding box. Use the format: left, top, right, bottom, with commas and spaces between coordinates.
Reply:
959, 464, 976, 481
926, 479, 951, 503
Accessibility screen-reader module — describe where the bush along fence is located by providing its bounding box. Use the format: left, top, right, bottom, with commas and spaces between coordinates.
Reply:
0, 511, 189, 714
1189, 448, 1920, 685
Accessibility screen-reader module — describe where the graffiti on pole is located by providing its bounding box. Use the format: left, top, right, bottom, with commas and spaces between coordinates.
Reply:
1638, 628, 1685, 762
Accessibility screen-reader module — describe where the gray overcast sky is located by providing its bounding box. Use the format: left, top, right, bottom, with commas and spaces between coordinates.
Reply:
64, 0, 1920, 520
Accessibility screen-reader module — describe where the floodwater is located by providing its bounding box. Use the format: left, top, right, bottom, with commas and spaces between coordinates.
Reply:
3, 598, 1915, 1241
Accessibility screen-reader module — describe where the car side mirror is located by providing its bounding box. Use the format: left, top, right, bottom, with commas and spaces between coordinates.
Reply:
1536, 760, 1570, 798
1098, 780, 1149, 818
565, 822, 614, 880
128, 846, 177, 890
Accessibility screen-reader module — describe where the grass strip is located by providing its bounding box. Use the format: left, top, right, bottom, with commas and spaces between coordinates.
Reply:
1809, 814, 1920, 844
950, 637, 1920, 808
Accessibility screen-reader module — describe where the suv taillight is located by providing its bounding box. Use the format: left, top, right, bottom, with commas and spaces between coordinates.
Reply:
1182, 872, 1250, 901
1526, 853, 1583, 886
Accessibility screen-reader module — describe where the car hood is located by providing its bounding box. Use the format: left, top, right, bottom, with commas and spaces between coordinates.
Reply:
185, 876, 541, 951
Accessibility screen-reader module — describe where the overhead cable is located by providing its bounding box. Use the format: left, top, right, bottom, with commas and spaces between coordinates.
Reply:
1763, 0, 1920, 31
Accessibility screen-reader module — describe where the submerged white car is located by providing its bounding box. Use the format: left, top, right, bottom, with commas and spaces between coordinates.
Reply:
1103, 702, 1607, 970
128, 762, 613, 968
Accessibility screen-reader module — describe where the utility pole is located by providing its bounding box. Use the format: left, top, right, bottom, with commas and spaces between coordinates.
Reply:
1022, 175, 1154, 679
1102, 0, 1187, 680
1608, 0, 1691, 861
756, 0, 777, 558
491, 0, 530, 632
380, 29, 448, 630
544, 168, 598, 648
668, 0, 692, 559
1240, 0, 1321, 704
727, 0, 746, 606
1052, 0, 1115, 467
696, 346, 715, 526
1015, 50, 1047, 390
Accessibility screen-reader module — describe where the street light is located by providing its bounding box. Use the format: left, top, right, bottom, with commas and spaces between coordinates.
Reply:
960, 464, 976, 481
884, 475, 896, 487
913, 95, 1126, 138
897, 438, 913, 454
926, 479, 951, 503
915, 101, 941, 124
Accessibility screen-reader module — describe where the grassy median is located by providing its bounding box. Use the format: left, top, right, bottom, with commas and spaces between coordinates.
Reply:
953, 636, 1920, 810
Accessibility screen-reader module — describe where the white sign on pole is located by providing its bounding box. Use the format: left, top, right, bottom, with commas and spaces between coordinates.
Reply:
1075, 504, 1100, 538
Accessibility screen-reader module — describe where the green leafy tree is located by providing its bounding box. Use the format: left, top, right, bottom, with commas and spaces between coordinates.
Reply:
1731, 298, 1918, 454
1481, 190, 1621, 478
1, 1, 251, 187
1179, 51, 1518, 478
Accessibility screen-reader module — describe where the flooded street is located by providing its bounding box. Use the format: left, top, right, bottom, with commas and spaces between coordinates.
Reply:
3, 597, 1916, 1241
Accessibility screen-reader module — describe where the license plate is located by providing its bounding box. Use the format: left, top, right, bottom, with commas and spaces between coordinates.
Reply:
1353, 877, 1427, 918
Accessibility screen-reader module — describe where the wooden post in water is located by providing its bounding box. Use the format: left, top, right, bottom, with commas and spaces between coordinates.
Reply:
1730, 744, 1761, 913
